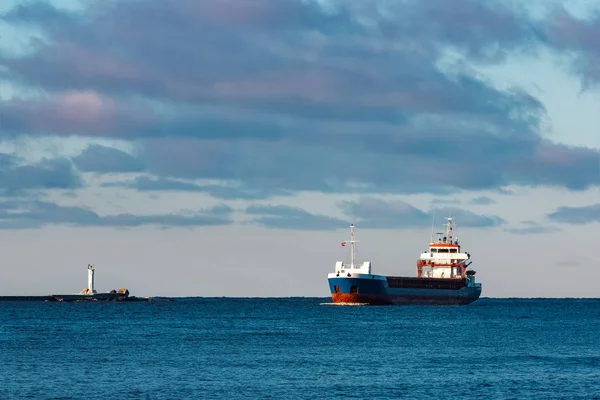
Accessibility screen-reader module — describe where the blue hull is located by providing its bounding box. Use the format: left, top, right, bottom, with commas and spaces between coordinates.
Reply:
328, 276, 481, 305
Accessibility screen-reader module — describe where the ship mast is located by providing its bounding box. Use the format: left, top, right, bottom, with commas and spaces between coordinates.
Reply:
445, 217, 453, 243
341, 224, 360, 268
350, 224, 356, 268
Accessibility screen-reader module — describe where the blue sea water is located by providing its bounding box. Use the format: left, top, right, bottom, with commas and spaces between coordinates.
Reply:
0, 298, 599, 400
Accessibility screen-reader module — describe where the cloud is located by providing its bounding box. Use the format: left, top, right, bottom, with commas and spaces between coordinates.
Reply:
339, 197, 430, 229
546, 203, 600, 224
61, 191, 78, 199
505, 220, 561, 234
245, 204, 348, 230
133, 135, 599, 196
103, 176, 293, 200
0, 91, 153, 138
0, 0, 598, 199
436, 206, 505, 228
203, 185, 292, 200
555, 260, 581, 267
0, 154, 81, 194
339, 197, 504, 229
2, 1, 76, 26
496, 187, 516, 195
0, 0, 543, 125
0, 200, 233, 229
431, 198, 461, 205
546, 7, 600, 84
469, 196, 496, 205
103, 176, 204, 192
72, 144, 145, 173
0, 0, 546, 140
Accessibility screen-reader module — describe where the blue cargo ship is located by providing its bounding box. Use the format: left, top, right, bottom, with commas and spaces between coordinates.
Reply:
327, 218, 482, 305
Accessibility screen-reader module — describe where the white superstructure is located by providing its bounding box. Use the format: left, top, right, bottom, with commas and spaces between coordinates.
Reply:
417, 218, 472, 279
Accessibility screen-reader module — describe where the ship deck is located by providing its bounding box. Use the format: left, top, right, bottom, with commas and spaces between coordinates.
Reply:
386, 276, 467, 290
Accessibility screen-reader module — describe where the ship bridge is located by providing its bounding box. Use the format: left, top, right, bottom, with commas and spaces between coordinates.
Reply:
417, 218, 472, 279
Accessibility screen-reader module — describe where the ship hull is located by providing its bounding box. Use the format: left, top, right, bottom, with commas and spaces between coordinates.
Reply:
328, 274, 481, 305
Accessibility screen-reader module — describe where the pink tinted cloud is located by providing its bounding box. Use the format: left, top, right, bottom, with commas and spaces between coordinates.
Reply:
43, 91, 114, 132
13, 90, 153, 136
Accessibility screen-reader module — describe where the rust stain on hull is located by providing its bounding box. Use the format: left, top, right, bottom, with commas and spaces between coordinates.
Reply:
331, 293, 390, 305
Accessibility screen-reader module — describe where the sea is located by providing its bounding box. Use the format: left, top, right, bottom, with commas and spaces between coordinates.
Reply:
0, 298, 599, 400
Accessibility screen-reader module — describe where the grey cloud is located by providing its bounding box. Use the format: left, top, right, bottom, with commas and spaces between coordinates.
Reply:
435, 207, 505, 228
103, 176, 205, 192
0, 200, 233, 229
470, 196, 496, 205
135, 135, 600, 195
100, 213, 230, 228
546, 203, 600, 225
204, 185, 293, 200
339, 197, 504, 229
431, 198, 462, 205
103, 176, 293, 200
339, 197, 430, 229
353, 0, 542, 61
0, 94, 291, 141
546, 7, 600, 84
206, 204, 234, 215
555, 260, 581, 267
505, 220, 561, 234
245, 204, 349, 230
0, 0, 545, 130
1, 0, 598, 198
72, 145, 145, 173
0, 154, 81, 194
506, 226, 560, 234
2, 1, 77, 25
496, 188, 516, 195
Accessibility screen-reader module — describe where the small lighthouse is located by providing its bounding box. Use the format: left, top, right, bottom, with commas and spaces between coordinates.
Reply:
87, 264, 97, 294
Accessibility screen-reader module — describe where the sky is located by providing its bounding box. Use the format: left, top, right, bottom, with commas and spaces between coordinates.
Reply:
0, 0, 599, 298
